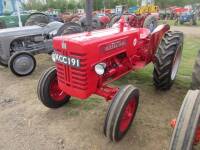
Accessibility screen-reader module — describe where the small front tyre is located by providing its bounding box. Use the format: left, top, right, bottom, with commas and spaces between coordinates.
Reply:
37, 67, 70, 108
104, 85, 139, 142
8, 52, 36, 76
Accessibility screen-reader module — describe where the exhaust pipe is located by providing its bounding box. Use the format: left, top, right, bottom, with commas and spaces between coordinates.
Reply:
85, 0, 93, 32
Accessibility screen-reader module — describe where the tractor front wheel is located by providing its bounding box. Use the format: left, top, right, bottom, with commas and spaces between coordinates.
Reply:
8, 52, 36, 76
37, 67, 70, 109
104, 85, 139, 142
153, 31, 184, 90
169, 90, 200, 150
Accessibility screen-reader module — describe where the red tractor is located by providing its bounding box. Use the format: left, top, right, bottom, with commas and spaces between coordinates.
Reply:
110, 13, 158, 32
37, 0, 184, 142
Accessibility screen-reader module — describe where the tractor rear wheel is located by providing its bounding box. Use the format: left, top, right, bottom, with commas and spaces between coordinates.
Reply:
192, 50, 200, 90
169, 90, 200, 150
104, 85, 139, 142
143, 15, 158, 32
8, 52, 36, 76
25, 13, 49, 27
153, 31, 184, 90
37, 66, 70, 109
56, 22, 83, 36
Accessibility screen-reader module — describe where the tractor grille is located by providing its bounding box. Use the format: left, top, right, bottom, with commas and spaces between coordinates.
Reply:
56, 51, 88, 91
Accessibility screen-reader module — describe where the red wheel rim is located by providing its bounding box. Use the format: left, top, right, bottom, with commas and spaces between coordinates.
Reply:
49, 77, 66, 101
194, 124, 200, 145
119, 98, 137, 133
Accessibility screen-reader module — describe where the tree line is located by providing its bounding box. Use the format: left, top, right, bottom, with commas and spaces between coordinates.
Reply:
23, 0, 200, 12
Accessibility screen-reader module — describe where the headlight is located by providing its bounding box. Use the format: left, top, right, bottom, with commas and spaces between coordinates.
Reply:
95, 63, 106, 75
51, 53, 56, 62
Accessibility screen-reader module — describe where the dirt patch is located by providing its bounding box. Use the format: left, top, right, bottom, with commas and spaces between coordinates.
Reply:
0, 27, 200, 150
171, 26, 200, 38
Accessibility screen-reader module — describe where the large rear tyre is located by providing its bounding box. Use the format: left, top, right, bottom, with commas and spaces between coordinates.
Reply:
169, 90, 200, 150
56, 22, 83, 36
143, 15, 158, 32
25, 13, 49, 27
8, 52, 36, 76
192, 50, 200, 90
37, 67, 70, 109
104, 85, 139, 142
153, 31, 184, 90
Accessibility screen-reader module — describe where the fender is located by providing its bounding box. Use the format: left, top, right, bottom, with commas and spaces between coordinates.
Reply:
150, 24, 170, 57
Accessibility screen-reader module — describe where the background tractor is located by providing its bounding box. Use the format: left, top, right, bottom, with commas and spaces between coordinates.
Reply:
110, 0, 159, 32
37, 0, 184, 142
179, 11, 197, 25
0, 0, 63, 29
0, 21, 82, 76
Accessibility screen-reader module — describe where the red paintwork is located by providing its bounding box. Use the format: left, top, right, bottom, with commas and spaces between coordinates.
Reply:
119, 98, 137, 133
169, 6, 191, 14
49, 77, 66, 101
53, 19, 170, 100
170, 119, 200, 145
194, 125, 200, 145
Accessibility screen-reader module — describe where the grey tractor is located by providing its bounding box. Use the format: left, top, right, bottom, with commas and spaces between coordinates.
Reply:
0, 21, 82, 76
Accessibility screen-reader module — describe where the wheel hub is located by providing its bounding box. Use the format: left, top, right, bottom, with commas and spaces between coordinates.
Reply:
49, 77, 66, 101
119, 99, 136, 133
13, 55, 34, 74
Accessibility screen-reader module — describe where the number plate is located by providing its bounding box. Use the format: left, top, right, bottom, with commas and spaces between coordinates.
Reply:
53, 53, 80, 68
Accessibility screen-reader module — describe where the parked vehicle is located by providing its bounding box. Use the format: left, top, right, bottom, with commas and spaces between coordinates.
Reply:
37, 0, 184, 142
0, 21, 82, 76
0, 11, 63, 29
179, 12, 197, 25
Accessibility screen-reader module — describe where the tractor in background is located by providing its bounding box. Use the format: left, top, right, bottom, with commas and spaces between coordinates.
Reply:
37, 0, 184, 142
110, 0, 159, 32
0, 0, 63, 29
179, 11, 197, 25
